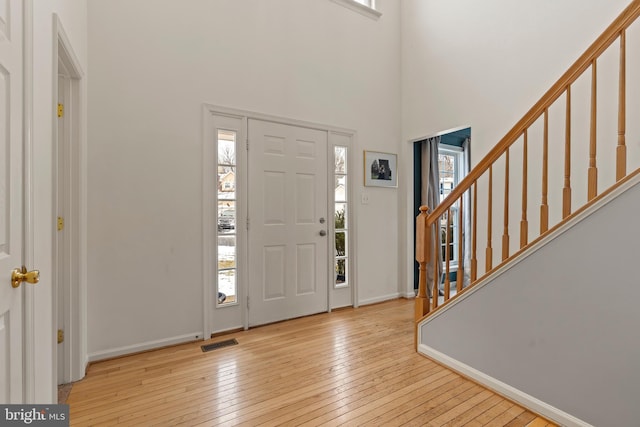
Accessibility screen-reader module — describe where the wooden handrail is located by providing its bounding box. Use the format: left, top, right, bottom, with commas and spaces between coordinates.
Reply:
415, 0, 640, 323
425, 0, 640, 226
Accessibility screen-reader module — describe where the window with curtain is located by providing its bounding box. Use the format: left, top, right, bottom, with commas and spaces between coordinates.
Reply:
438, 146, 464, 267
414, 130, 471, 293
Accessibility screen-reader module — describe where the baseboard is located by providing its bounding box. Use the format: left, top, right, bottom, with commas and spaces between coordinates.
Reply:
88, 332, 203, 362
358, 292, 401, 306
418, 344, 593, 427
401, 290, 416, 299
210, 326, 244, 338
330, 302, 354, 310
80, 354, 90, 380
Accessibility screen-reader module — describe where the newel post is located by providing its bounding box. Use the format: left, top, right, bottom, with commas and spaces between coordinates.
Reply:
415, 206, 431, 320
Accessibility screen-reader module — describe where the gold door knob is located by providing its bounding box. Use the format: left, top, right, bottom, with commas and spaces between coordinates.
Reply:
11, 266, 40, 288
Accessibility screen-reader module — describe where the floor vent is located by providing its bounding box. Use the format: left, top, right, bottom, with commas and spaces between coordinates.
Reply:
201, 338, 238, 352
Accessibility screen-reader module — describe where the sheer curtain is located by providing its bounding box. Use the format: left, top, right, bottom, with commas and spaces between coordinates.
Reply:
421, 137, 441, 299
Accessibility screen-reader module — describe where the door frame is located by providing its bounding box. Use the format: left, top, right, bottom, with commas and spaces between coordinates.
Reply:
52, 14, 87, 385
202, 104, 358, 337
408, 126, 471, 299
4, 0, 31, 403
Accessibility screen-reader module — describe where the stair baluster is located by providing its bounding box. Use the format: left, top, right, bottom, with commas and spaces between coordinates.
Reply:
521, 131, 529, 248
415, 0, 640, 325
618, 30, 627, 181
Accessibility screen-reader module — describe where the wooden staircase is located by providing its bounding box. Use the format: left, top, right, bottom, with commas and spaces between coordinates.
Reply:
415, 0, 640, 323
414, 2, 640, 425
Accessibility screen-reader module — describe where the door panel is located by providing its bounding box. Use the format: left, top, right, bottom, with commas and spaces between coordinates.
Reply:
264, 246, 285, 299
248, 120, 328, 326
296, 244, 316, 295
0, 0, 23, 403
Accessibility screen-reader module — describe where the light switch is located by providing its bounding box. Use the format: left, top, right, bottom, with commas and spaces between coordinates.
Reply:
361, 193, 369, 205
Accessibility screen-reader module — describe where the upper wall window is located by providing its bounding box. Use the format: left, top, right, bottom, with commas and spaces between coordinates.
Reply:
354, 0, 375, 7
330, 0, 381, 19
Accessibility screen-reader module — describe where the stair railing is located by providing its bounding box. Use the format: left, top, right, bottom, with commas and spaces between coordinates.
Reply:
416, 0, 640, 321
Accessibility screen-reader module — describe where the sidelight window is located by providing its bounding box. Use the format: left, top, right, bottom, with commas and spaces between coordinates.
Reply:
216, 130, 237, 305
334, 146, 349, 288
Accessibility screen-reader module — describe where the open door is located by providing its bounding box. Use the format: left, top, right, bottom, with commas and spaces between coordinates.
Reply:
0, 0, 29, 403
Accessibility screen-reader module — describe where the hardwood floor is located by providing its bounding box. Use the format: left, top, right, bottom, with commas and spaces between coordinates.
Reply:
67, 299, 555, 426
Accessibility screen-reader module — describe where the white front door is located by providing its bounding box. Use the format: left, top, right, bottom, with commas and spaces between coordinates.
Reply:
248, 120, 328, 326
0, 0, 25, 403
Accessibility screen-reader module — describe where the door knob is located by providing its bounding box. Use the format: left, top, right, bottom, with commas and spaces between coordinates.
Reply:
11, 266, 40, 288
319, 230, 327, 236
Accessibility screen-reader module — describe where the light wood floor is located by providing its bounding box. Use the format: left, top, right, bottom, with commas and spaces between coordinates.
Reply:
67, 299, 555, 426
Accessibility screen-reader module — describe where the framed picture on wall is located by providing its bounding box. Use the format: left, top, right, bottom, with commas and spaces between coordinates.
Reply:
364, 150, 398, 188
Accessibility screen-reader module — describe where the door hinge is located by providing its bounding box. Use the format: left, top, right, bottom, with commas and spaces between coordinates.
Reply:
57, 216, 64, 231
246, 138, 249, 151
57, 329, 64, 344
246, 218, 249, 230
57, 103, 64, 118
247, 296, 250, 309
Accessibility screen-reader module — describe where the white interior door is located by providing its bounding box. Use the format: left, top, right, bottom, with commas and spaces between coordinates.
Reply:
0, 0, 25, 403
248, 120, 328, 326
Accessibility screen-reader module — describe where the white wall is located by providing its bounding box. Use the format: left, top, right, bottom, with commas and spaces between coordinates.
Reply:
400, 0, 638, 295
86, 0, 401, 357
419, 176, 640, 427
32, 0, 88, 403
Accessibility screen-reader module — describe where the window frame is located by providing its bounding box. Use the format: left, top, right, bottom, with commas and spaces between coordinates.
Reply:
330, 0, 381, 19
216, 129, 239, 308
334, 146, 349, 289
204, 104, 357, 334
438, 146, 465, 269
